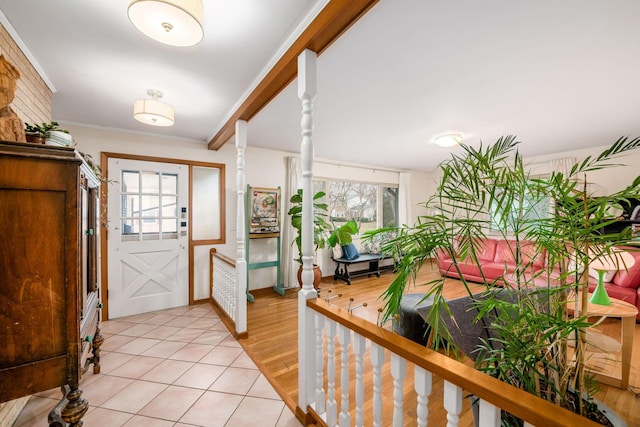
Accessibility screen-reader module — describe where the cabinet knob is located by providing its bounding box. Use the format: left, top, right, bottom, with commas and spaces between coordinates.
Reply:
86, 229, 94, 236
85, 335, 92, 342
97, 302, 103, 309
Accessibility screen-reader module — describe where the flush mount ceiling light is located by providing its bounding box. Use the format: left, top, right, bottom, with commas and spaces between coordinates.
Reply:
134, 89, 175, 126
433, 133, 464, 148
128, 0, 204, 47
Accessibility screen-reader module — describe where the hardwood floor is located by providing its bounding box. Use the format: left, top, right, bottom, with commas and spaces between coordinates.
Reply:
237, 262, 640, 426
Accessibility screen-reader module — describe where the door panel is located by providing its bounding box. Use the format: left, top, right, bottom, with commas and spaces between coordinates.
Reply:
108, 158, 188, 319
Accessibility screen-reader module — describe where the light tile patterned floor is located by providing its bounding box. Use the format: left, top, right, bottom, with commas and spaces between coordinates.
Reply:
14, 305, 301, 427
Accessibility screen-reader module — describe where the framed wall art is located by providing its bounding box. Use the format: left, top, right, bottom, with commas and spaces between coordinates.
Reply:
248, 187, 280, 234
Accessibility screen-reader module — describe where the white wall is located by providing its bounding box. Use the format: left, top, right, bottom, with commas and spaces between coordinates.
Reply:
70, 124, 435, 295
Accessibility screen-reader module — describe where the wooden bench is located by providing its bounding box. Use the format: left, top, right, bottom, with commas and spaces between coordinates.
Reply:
332, 253, 394, 285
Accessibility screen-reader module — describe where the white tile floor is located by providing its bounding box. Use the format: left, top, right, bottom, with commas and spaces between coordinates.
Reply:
14, 305, 301, 427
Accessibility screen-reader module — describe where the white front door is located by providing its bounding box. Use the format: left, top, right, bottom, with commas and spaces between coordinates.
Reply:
107, 158, 189, 319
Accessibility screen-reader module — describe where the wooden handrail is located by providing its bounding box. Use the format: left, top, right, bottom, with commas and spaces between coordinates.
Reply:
307, 298, 602, 427
210, 248, 236, 267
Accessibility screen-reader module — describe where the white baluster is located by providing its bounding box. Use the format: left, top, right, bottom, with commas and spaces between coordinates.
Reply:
478, 399, 499, 427
338, 325, 351, 427
326, 319, 337, 426
234, 120, 247, 335
353, 333, 366, 427
391, 353, 406, 427
314, 312, 325, 415
414, 366, 432, 427
444, 381, 462, 427
370, 343, 385, 427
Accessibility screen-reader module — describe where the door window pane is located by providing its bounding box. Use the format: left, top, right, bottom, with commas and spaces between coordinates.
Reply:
162, 218, 178, 233
141, 171, 160, 193
122, 171, 139, 192
162, 174, 177, 194
162, 196, 177, 217
122, 218, 138, 235
141, 195, 160, 219
121, 195, 140, 218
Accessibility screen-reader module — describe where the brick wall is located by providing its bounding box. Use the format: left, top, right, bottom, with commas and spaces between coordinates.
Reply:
0, 22, 52, 124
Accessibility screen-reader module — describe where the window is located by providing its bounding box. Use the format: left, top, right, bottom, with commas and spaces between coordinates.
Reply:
192, 166, 222, 240
315, 179, 399, 233
490, 185, 552, 231
121, 170, 178, 241
382, 186, 399, 228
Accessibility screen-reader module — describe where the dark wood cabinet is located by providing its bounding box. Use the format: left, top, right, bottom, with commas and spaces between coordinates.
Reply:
0, 141, 102, 426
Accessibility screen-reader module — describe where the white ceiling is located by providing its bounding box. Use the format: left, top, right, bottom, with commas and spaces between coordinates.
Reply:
2, 0, 640, 172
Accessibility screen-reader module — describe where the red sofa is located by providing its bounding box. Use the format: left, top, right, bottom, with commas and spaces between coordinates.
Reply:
436, 238, 640, 321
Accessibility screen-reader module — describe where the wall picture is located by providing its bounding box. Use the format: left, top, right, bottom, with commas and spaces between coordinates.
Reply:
249, 187, 280, 234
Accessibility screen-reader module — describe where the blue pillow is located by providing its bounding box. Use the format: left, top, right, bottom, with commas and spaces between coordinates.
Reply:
341, 243, 360, 260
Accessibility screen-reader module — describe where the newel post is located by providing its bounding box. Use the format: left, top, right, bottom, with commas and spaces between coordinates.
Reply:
297, 48, 318, 414
235, 120, 248, 335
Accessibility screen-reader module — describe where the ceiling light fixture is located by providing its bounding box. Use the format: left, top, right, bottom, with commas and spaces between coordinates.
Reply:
433, 133, 464, 147
127, 0, 204, 47
134, 89, 175, 126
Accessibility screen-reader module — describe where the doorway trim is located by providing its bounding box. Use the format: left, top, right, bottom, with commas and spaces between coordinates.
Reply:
100, 152, 226, 320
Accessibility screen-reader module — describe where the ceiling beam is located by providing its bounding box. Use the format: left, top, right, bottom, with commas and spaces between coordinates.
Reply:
207, 0, 379, 150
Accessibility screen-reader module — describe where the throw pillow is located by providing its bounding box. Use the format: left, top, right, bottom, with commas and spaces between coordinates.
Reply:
332, 245, 343, 259
342, 243, 360, 260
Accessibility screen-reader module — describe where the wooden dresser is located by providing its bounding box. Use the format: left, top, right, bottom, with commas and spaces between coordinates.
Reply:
0, 141, 103, 426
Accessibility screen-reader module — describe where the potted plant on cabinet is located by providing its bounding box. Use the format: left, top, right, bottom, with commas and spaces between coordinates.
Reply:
288, 188, 330, 288
375, 135, 640, 426
24, 121, 72, 146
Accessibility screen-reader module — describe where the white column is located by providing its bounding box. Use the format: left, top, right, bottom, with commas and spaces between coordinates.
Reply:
235, 120, 248, 335
297, 48, 319, 413
298, 48, 317, 293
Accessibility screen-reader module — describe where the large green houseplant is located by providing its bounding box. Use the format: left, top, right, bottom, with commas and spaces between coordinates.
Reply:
288, 189, 330, 287
375, 135, 640, 424
327, 219, 359, 249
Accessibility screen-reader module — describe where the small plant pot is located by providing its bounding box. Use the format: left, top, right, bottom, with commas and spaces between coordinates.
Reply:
45, 130, 73, 147
25, 132, 46, 144
297, 264, 322, 289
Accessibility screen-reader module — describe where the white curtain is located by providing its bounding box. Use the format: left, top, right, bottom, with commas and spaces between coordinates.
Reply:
398, 172, 412, 226
551, 157, 575, 177
282, 156, 301, 288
